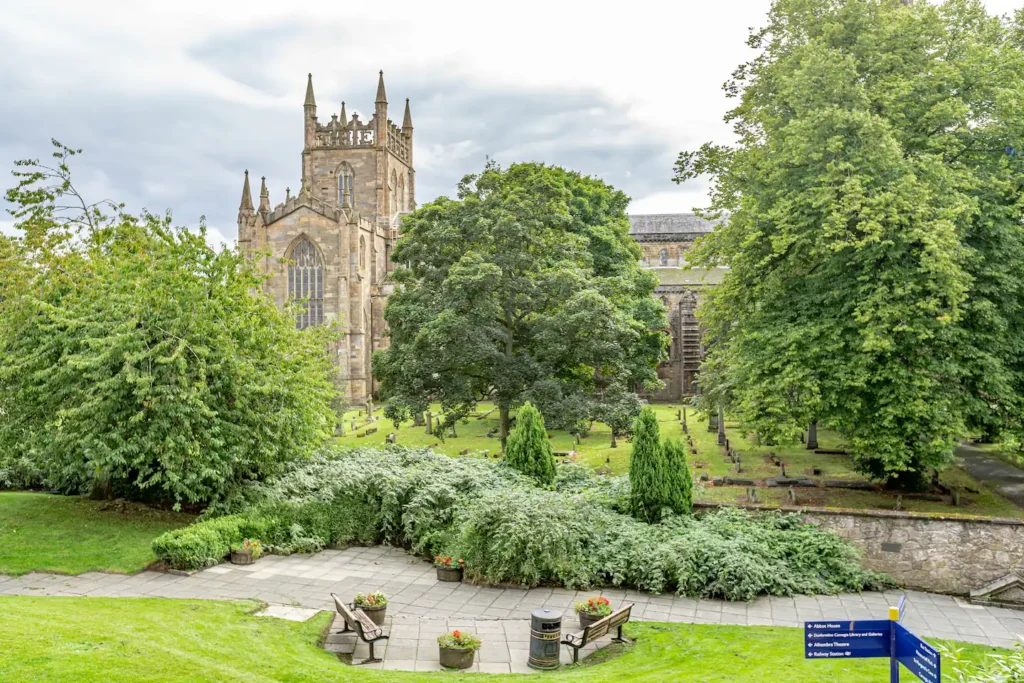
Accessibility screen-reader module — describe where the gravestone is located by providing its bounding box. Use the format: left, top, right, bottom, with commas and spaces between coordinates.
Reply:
746, 487, 759, 503
385, 433, 396, 444
806, 420, 819, 450
425, 411, 432, 434
717, 406, 726, 445
787, 487, 798, 504
413, 411, 425, 427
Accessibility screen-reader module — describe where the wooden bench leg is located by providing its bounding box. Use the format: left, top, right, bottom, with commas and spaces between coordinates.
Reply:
611, 624, 632, 644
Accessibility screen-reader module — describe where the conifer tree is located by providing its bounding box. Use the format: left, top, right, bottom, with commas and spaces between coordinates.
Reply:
663, 438, 694, 515
629, 407, 667, 522
503, 402, 556, 485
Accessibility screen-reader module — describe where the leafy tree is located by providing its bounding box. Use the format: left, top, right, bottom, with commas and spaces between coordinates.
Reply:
503, 402, 556, 485
675, 0, 1024, 488
374, 161, 666, 448
592, 382, 643, 448
0, 141, 340, 506
629, 407, 667, 522
662, 439, 693, 516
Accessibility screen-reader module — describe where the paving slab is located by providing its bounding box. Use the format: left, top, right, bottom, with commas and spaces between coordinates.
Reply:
3, 544, 1022, 672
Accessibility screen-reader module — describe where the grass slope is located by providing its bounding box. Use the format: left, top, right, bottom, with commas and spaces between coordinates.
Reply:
0, 493, 192, 575
0, 597, 1007, 683
338, 404, 1024, 518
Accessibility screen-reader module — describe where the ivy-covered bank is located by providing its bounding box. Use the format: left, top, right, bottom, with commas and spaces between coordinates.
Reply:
152, 447, 889, 600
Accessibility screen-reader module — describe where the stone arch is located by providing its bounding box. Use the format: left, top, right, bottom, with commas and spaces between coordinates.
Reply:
389, 169, 398, 214
285, 234, 324, 329
337, 161, 355, 207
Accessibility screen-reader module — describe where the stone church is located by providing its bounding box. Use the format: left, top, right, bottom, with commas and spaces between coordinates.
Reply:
237, 72, 412, 407
629, 214, 723, 401
237, 71, 720, 407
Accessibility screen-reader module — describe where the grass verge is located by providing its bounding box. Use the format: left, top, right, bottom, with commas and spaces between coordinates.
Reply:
0, 597, 1008, 682
0, 492, 192, 575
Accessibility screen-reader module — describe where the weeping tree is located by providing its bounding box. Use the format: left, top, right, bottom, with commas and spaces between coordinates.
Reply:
0, 141, 340, 506
503, 402, 557, 486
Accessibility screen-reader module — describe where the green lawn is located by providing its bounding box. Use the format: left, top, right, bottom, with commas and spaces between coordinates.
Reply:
0, 597, 1007, 682
339, 403, 1024, 518
0, 492, 192, 575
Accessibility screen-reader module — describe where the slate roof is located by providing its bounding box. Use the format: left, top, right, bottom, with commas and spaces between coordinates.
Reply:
628, 213, 720, 236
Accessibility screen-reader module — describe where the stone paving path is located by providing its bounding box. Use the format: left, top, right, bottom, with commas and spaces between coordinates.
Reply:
2, 546, 1021, 673
957, 442, 1024, 509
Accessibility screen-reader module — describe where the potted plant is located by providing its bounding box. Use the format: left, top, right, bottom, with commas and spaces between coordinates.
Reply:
353, 591, 388, 626
437, 629, 481, 670
230, 538, 262, 565
434, 555, 465, 582
574, 596, 612, 629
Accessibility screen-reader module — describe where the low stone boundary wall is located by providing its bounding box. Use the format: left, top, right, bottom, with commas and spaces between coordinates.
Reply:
695, 502, 1024, 595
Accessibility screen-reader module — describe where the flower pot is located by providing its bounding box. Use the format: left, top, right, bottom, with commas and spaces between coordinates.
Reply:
230, 549, 254, 565
578, 611, 604, 630
436, 566, 463, 583
439, 645, 476, 670
359, 604, 387, 626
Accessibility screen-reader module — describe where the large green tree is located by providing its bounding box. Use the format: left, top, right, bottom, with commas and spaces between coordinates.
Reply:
374, 161, 666, 446
677, 0, 1024, 487
0, 141, 340, 506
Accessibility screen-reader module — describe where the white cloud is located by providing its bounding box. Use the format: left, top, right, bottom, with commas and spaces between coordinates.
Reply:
1, 0, 1019, 244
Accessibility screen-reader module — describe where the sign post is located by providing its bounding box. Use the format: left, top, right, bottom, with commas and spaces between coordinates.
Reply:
804, 602, 939, 683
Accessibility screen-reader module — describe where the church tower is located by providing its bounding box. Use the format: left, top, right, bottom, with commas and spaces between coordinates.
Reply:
237, 72, 416, 408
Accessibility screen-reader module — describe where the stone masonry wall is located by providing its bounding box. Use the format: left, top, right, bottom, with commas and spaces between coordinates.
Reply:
696, 503, 1024, 595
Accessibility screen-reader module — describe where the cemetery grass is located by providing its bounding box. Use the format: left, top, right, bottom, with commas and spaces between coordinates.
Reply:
338, 404, 1024, 518
0, 596, 1008, 683
0, 492, 192, 575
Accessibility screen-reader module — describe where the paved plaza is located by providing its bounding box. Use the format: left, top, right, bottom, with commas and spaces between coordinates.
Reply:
2, 545, 1021, 672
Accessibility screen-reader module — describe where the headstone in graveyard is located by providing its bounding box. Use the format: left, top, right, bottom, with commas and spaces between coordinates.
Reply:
806, 420, 819, 450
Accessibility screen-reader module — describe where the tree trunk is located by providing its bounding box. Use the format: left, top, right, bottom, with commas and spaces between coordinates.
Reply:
610, 432, 618, 448
425, 410, 433, 434
499, 402, 511, 453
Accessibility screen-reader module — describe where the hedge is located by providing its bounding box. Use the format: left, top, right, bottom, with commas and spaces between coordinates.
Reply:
151, 447, 890, 600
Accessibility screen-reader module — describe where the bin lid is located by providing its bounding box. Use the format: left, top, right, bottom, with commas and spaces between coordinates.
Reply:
531, 608, 563, 620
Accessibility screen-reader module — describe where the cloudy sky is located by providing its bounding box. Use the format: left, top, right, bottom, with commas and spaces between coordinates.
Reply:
1, 0, 1019, 247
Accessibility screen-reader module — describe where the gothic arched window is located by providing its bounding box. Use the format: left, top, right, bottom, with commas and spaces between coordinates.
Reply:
659, 248, 669, 265
389, 169, 398, 214
288, 238, 324, 329
339, 163, 355, 207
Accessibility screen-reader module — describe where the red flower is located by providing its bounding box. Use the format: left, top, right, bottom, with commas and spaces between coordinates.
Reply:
453, 630, 461, 638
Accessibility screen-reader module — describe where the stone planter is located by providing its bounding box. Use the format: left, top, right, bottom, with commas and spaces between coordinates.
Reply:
359, 603, 387, 626
577, 611, 605, 630
436, 566, 463, 583
439, 645, 476, 670
230, 549, 255, 565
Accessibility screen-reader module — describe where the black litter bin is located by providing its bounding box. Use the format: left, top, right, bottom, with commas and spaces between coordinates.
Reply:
528, 607, 562, 670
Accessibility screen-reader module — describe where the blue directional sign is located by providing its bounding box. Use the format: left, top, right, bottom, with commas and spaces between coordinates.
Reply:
804, 620, 892, 659
895, 622, 941, 683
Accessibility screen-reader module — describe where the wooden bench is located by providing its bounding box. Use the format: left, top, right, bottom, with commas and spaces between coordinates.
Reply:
330, 593, 389, 664
560, 603, 633, 663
